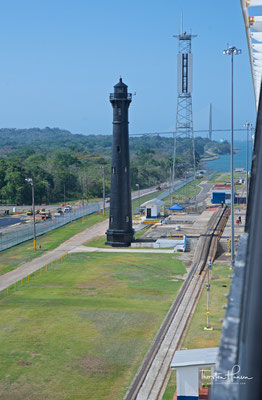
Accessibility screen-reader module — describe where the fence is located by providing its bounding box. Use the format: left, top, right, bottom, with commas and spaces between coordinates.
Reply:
0, 202, 100, 252
156, 177, 194, 201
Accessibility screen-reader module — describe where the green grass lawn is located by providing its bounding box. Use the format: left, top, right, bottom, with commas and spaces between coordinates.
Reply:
85, 225, 152, 249
0, 213, 107, 276
0, 252, 186, 400
212, 172, 244, 183
0, 187, 165, 275
208, 173, 222, 183
163, 264, 231, 400
131, 189, 166, 213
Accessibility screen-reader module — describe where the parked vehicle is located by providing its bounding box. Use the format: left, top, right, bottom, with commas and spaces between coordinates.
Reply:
41, 211, 52, 220
54, 209, 64, 217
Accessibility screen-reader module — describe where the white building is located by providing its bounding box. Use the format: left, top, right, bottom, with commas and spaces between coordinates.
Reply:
171, 347, 218, 400
140, 198, 165, 218
211, 184, 233, 205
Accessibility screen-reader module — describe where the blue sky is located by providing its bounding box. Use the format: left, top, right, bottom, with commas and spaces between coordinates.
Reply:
0, 0, 257, 140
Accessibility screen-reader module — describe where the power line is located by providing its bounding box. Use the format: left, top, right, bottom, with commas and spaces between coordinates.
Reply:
129, 128, 247, 137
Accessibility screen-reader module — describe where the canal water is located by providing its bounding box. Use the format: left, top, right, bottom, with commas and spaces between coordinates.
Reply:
204, 140, 252, 172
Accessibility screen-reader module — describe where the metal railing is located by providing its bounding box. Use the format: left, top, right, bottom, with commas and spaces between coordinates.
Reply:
0, 202, 100, 252
109, 93, 132, 101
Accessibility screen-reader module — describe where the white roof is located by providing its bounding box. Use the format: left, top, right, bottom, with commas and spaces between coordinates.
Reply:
171, 347, 219, 368
140, 199, 165, 207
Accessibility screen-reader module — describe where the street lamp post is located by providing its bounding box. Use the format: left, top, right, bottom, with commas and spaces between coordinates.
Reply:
223, 45, 241, 269
101, 166, 105, 216
244, 122, 252, 208
25, 178, 36, 251
136, 183, 140, 212
204, 260, 213, 331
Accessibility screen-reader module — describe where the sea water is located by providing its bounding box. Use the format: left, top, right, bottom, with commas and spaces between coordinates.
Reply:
204, 140, 253, 172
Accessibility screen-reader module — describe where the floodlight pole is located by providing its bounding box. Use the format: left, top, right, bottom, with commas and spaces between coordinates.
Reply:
204, 260, 213, 331
223, 46, 241, 269
136, 183, 140, 211
101, 166, 105, 216
206, 267, 211, 329
244, 122, 252, 208
25, 178, 36, 251
171, 132, 176, 207
230, 50, 235, 269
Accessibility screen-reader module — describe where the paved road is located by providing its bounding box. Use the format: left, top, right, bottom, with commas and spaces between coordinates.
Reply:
0, 217, 23, 227
197, 183, 213, 204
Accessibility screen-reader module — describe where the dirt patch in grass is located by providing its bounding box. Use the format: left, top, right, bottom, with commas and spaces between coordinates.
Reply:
18, 361, 32, 366
79, 356, 108, 375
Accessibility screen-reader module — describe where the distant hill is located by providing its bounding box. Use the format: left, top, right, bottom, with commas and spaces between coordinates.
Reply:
0, 127, 230, 204
0, 127, 230, 159
0, 127, 112, 156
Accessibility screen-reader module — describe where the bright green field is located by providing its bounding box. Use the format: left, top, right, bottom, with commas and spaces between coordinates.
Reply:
0, 213, 107, 276
208, 173, 223, 183
0, 252, 185, 400
85, 225, 152, 249
163, 264, 231, 400
211, 172, 244, 183
0, 187, 165, 276
131, 189, 166, 213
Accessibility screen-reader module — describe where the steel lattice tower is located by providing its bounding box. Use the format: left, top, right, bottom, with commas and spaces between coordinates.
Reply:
171, 28, 197, 209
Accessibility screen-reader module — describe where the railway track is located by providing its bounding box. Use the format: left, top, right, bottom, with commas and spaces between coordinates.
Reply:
124, 206, 229, 400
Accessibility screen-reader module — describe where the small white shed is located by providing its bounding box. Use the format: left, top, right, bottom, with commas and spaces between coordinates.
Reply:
140, 198, 165, 218
171, 347, 218, 400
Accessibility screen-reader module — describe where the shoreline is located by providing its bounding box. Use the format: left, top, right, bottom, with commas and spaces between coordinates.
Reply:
201, 155, 220, 161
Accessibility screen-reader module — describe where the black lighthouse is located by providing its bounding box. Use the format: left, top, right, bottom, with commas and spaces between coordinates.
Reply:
106, 78, 134, 247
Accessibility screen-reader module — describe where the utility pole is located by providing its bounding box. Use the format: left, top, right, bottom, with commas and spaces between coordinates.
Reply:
136, 183, 140, 211
171, 133, 177, 207
209, 103, 213, 140
204, 260, 213, 331
223, 45, 241, 269
244, 122, 252, 208
25, 178, 36, 251
101, 166, 105, 216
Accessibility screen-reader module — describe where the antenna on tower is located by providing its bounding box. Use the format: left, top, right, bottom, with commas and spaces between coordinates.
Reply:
209, 103, 213, 141
172, 24, 198, 210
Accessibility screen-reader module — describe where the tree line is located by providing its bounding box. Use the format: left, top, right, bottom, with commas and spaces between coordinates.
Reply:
0, 128, 230, 205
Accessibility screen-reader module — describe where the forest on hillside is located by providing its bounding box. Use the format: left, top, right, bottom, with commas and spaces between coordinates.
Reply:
0, 128, 230, 205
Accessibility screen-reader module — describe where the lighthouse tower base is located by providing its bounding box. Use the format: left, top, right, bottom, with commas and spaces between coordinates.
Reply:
106, 228, 135, 247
